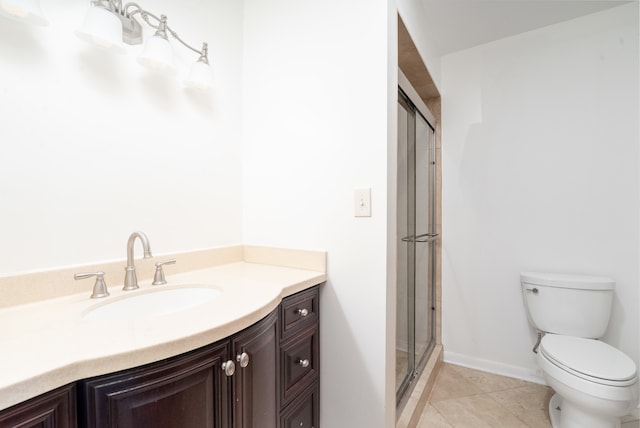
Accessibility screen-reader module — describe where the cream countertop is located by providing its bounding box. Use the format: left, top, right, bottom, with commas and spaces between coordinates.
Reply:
0, 252, 326, 412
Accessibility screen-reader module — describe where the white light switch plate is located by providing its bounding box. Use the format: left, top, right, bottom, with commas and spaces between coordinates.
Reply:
354, 188, 371, 217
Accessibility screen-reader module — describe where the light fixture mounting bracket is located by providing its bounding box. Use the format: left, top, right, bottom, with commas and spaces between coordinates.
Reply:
117, 13, 143, 45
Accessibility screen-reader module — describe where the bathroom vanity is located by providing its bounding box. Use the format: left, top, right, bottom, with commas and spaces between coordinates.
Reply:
0, 246, 324, 428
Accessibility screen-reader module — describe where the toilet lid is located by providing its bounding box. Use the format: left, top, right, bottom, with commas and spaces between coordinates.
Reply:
540, 335, 638, 386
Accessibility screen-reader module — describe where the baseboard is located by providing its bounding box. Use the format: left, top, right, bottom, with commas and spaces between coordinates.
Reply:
443, 350, 546, 385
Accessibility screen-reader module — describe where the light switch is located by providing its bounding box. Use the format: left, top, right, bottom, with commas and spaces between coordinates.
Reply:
354, 188, 371, 217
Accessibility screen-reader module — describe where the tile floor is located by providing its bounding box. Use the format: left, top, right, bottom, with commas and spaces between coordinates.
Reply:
416, 363, 640, 428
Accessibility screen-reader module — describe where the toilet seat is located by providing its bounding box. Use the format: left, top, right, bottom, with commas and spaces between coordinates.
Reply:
540, 334, 638, 387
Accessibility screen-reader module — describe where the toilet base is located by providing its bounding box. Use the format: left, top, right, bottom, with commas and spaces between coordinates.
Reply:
549, 393, 561, 428
548, 393, 622, 428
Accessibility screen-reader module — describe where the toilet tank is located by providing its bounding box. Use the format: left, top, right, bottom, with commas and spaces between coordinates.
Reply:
520, 272, 615, 338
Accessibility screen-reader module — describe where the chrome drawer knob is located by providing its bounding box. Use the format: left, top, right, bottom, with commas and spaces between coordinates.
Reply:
237, 352, 250, 368
222, 360, 235, 376
297, 308, 309, 317
296, 358, 310, 368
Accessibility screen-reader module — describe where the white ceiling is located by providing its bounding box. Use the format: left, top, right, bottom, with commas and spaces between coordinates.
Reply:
418, 0, 635, 55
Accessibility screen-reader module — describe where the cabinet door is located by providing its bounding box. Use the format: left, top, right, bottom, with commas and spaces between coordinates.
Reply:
0, 384, 76, 428
78, 341, 230, 428
231, 311, 279, 428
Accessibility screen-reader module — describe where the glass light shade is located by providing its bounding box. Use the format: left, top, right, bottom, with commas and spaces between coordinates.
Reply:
137, 35, 177, 76
184, 60, 214, 90
0, 0, 48, 26
75, 6, 126, 54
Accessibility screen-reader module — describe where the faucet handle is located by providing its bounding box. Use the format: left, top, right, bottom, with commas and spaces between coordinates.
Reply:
152, 259, 176, 286
74, 271, 109, 299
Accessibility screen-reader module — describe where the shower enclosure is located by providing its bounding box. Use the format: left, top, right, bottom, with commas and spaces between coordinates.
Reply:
396, 85, 437, 407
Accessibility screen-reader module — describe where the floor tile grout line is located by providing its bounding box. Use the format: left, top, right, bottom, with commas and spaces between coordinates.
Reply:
424, 401, 457, 428
430, 394, 510, 428
419, 363, 555, 428
484, 388, 534, 428
427, 384, 551, 426
432, 405, 455, 428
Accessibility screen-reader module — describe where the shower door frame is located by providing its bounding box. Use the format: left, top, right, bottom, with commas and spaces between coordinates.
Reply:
396, 82, 438, 409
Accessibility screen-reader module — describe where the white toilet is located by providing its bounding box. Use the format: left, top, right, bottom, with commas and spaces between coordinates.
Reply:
520, 272, 638, 428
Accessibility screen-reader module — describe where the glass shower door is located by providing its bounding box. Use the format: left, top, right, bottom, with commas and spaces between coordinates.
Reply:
413, 102, 436, 372
396, 88, 437, 407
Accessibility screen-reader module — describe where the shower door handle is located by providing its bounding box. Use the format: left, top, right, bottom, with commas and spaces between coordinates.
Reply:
415, 233, 439, 243
401, 233, 439, 243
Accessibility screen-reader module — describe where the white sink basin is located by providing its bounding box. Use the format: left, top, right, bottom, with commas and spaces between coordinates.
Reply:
83, 286, 222, 321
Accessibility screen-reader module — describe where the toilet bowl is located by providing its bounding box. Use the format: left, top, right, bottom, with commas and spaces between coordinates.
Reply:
537, 334, 638, 428
520, 272, 639, 428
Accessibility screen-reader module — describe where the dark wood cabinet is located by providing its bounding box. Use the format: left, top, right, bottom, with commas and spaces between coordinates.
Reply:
1, 285, 320, 428
77, 310, 280, 428
0, 384, 76, 428
78, 341, 230, 428
279, 287, 320, 428
231, 310, 279, 428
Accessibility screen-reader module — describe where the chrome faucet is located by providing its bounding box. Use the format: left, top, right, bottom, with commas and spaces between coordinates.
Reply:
123, 231, 153, 291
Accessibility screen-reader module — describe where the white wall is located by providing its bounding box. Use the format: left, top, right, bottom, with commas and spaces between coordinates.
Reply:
241, 0, 395, 426
441, 4, 639, 382
0, 0, 244, 274
4, 1, 402, 426
397, 0, 442, 90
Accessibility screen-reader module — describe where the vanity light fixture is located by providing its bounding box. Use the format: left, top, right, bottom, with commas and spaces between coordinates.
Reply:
184, 44, 214, 90
136, 15, 177, 75
0, 0, 48, 26
76, 4, 126, 53
76, 0, 214, 90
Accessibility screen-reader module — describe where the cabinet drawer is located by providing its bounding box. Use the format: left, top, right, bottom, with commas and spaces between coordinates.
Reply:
281, 286, 319, 340
280, 382, 319, 428
280, 324, 319, 406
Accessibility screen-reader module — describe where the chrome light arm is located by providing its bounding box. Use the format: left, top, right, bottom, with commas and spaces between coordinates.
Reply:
129, 5, 208, 60
94, 0, 209, 62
